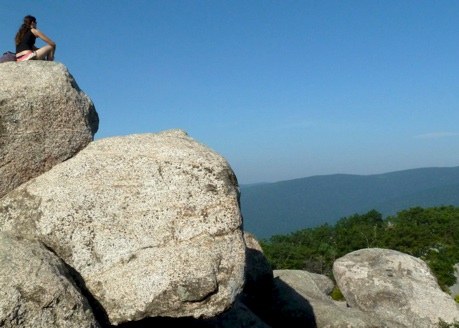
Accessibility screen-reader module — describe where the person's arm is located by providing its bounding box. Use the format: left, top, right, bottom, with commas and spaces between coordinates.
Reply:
31, 28, 56, 49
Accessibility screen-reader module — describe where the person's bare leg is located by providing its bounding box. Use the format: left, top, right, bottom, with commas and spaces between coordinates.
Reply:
35, 45, 55, 61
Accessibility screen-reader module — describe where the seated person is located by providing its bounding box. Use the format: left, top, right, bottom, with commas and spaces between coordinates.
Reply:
15, 15, 56, 62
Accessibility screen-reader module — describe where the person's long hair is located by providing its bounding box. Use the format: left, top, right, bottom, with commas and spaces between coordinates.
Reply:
15, 15, 36, 46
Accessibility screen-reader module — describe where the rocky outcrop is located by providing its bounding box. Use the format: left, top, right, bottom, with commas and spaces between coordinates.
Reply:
0, 232, 99, 328
333, 248, 459, 327
0, 61, 98, 198
0, 130, 245, 325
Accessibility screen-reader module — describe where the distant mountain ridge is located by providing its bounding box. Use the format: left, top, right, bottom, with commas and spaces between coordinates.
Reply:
239, 166, 459, 239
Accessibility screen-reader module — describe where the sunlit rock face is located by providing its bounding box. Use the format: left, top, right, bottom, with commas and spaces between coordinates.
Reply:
334, 248, 459, 327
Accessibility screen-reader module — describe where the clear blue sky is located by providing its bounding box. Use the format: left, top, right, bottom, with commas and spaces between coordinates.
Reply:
2, 1, 458, 184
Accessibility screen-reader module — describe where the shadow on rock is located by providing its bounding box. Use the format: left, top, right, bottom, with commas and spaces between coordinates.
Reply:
267, 277, 317, 327
62, 262, 111, 327
115, 316, 213, 328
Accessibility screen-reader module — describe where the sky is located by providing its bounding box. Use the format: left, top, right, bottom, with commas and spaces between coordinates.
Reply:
1, 1, 458, 184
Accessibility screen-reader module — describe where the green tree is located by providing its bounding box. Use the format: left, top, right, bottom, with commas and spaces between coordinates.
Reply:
334, 210, 384, 254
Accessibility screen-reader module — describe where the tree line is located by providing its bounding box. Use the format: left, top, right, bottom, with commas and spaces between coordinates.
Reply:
260, 206, 459, 292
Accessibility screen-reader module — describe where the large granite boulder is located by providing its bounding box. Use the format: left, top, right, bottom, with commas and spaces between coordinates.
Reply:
0, 232, 99, 327
0, 61, 98, 198
333, 248, 459, 327
0, 130, 245, 325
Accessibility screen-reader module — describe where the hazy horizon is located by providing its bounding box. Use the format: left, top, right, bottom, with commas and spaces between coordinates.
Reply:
240, 164, 459, 185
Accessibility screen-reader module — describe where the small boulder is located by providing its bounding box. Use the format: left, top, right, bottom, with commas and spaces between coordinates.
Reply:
333, 248, 459, 327
307, 272, 334, 296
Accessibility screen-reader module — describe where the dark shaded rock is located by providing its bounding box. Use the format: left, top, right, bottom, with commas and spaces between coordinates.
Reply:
0, 232, 99, 327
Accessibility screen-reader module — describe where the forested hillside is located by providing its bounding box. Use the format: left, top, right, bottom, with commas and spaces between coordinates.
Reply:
260, 206, 459, 292
240, 166, 459, 238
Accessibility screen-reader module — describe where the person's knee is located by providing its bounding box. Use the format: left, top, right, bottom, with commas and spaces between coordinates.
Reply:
35, 47, 52, 60
43, 45, 53, 53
